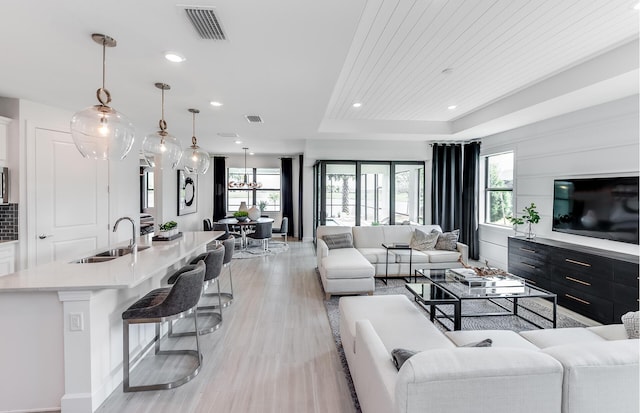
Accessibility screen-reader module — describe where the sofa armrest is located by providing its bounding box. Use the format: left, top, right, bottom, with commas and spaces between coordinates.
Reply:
353, 320, 397, 413
396, 348, 563, 413
317, 238, 329, 269
456, 242, 468, 265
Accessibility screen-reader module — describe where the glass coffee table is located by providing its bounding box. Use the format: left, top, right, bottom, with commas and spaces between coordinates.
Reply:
405, 282, 460, 328
412, 268, 558, 330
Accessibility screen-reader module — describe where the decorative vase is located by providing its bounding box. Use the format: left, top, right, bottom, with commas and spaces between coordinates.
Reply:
239, 201, 248, 212
525, 223, 535, 239
248, 205, 260, 220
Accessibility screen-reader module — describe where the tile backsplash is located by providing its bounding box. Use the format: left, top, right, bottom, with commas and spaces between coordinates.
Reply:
0, 203, 18, 241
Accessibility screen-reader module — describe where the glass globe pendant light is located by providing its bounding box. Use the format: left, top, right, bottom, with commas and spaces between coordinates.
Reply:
180, 109, 210, 174
70, 34, 135, 160
141, 83, 182, 169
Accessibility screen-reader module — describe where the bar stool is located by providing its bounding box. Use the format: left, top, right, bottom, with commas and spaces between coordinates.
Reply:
122, 261, 205, 392
206, 235, 235, 308
168, 245, 224, 336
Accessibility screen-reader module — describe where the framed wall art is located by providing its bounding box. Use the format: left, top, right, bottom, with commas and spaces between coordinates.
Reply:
177, 170, 197, 215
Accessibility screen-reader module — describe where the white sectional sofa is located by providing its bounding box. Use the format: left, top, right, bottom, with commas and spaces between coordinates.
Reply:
339, 295, 639, 413
316, 225, 468, 298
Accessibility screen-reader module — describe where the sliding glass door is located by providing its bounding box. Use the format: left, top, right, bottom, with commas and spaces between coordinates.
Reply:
314, 160, 424, 231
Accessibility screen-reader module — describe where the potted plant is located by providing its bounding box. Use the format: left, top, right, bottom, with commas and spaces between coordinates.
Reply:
507, 203, 540, 239
258, 200, 268, 213
158, 220, 178, 237
233, 210, 249, 222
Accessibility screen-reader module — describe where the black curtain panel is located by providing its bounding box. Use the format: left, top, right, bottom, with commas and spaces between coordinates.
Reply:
431, 144, 462, 232
212, 156, 227, 221
298, 154, 304, 240
462, 142, 481, 260
281, 157, 294, 236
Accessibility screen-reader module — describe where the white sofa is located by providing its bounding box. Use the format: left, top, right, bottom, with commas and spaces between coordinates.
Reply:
339, 295, 639, 413
316, 225, 468, 298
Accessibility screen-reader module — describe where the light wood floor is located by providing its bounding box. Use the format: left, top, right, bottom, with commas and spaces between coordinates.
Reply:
96, 240, 356, 413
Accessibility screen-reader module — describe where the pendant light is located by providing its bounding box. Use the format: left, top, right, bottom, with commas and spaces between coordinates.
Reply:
70, 34, 135, 160
242, 147, 262, 189
141, 83, 182, 169
180, 109, 210, 174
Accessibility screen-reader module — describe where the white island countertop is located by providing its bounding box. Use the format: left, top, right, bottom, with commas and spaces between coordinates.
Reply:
0, 231, 222, 292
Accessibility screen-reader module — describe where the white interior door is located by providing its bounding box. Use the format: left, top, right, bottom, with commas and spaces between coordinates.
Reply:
35, 128, 109, 265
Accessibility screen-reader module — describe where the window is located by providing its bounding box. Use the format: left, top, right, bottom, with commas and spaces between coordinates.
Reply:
484, 152, 514, 225
140, 169, 154, 210
227, 167, 281, 212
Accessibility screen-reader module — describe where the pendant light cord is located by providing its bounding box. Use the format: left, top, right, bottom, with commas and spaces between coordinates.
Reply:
192, 112, 197, 146
159, 88, 167, 132
96, 38, 111, 106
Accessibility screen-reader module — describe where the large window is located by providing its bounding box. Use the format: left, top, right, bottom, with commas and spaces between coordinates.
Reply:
227, 167, 281, 212
484, 152, 514, 225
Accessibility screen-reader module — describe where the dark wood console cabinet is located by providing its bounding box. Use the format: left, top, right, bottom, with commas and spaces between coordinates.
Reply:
508, 237, 639, 324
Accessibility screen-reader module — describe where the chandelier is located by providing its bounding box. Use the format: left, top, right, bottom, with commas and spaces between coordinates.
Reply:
70, 34, 135, 160
228, 147, 262, 189
180, 108, 210, 175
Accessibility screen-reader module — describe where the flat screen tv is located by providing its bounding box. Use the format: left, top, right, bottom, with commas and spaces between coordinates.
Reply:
553, 176, 639, 244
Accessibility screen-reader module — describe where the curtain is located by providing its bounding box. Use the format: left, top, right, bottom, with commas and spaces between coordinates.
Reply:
212, 156, 227, 221
462, 142, 481, 260
431, 144, 462, 232
281, 157, 294, 236
298, 154, 304, 240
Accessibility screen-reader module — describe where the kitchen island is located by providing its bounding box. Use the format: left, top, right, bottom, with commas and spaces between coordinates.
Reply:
0, 231, 222, 413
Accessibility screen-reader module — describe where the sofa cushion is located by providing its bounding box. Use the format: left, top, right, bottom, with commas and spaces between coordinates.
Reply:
433, 229, 460, 251
391, 348, 417, 370
321, 248, 374, 279
323, 233, 354, 249
587, 324, 629, 340
446, 330, 540, 350
621, 311, 640, 339
409, 228, 439, 251
392, 250, 432, 263
352, 226, 387, 248
520, 327, 606, 349
423, 249, 461, 263
382, 225, 415, 245
357, 247, 388, 264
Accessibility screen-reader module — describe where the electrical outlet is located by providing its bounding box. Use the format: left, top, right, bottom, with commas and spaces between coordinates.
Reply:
69, 313, 84, 332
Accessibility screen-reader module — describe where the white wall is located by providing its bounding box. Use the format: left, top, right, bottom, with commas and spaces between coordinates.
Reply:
479, 95, 640, 269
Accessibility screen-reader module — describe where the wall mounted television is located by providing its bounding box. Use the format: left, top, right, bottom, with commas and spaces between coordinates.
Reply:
553, 176, 639, 245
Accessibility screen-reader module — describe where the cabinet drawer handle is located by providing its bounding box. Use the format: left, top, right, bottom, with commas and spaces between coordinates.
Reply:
565, 294, 590, 305
565, 276, 591, 286
565, 258, 591, 267
520, 248, 536, 253
521, 262, 536, 269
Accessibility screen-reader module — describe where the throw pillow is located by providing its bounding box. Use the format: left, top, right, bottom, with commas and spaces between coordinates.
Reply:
621, 311, 639, 339
391, 348, 417, 370
322, 233, 354, 250
461, 338, 493, 347
432, 229, 460, 251
410, 228, 439, 251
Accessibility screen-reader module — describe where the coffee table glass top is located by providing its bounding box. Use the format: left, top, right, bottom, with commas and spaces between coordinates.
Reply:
406, 282, 458, 303
416, 268, 555, 300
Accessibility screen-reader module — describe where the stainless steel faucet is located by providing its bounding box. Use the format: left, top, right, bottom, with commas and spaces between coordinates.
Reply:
113, 216, 136, 250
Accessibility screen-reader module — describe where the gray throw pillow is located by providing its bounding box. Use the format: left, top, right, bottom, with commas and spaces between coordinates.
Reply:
432, 229, 460, 251
410, 228, 439, 251
461, 338, 493, 347
621, 311, 639, 339
322, 233, 354, 249
391, 348, 417, 370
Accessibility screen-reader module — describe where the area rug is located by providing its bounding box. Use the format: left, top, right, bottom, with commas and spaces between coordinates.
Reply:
323, 276, 588, 413
232, 241, 289, 259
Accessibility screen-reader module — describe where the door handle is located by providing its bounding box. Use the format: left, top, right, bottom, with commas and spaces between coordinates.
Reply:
38, 234, 53, 239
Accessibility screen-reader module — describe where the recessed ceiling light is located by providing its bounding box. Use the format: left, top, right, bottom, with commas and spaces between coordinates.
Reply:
249, 152, 255, 156
352, 102, 362, 108
634, 2, 640, 10
235, 140, 242, 144
164, 52, 186, 63
448, 105, 457, 110
210, 101, 223, 107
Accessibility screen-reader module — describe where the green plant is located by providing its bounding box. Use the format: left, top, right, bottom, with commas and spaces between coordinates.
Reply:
233, 210, 249, 218
258, 200, 268, 212
507, 203, 540, 238
159, 220, 177, 231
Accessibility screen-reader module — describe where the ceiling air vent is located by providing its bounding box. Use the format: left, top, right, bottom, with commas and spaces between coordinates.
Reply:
184, 7, 227, 40
217, 132, 239, 138
245, 115, 263, 123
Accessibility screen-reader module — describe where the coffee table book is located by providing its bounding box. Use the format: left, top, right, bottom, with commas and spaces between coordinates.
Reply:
449, 268, 525, 288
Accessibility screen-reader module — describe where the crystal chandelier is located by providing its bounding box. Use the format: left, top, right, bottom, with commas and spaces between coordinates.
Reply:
141, 83, 182, 169
228, 147, 261, 188
180, 108, 210, 175
70, 34, 135, 160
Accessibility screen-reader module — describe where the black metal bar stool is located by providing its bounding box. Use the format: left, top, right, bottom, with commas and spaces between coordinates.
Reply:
122, 261, 205, 392
206, 235, 235, 308
168, 245, 225, 336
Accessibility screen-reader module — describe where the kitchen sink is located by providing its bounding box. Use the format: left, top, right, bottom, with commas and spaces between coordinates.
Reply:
71, 245, 151, 263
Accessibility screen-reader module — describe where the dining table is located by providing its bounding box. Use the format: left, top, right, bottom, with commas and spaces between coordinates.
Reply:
216, 217, 274, 249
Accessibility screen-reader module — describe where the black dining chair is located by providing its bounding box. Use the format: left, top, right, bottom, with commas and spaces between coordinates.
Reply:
247, 221, 272, 251
203, 219, 213, 231
272, 217, 289, 245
